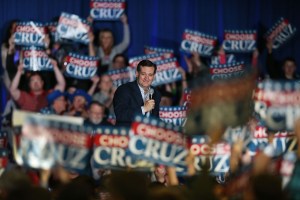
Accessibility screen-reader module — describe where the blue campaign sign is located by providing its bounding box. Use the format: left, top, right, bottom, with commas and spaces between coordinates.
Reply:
14, 22, 46, 47
22, 47, 53, 71
265, 18, 297, 49
175, 135, 231, 179
128, 53, 164, 67
15, 116, 93, 173
57, 12, 91, 44
64, 52, 98, 79
159, 106, 188, 127
180, 29, 217, 57
107, 67, 134, 87
222, 30, 257, 53
152, 58, 182, 86
91, 126, 153, 171
129, 115, 188, 167
190, 135, 231, 176
90, 0, 126, 21
209, 62, 245, 80
246, 126, 297, 157
254, 80, 300, 131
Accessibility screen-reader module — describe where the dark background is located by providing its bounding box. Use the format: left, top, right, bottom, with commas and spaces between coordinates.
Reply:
1, 0, 300, 112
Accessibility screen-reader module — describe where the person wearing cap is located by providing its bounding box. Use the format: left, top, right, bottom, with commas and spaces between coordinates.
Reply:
65, 89, 92, 118
9, 59, 65, 112
40, 90, 67, 115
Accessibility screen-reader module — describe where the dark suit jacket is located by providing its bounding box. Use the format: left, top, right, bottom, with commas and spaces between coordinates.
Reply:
113, 81, 161, 127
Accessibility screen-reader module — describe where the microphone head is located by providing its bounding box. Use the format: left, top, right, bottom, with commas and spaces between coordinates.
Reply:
149, 88, 154, 96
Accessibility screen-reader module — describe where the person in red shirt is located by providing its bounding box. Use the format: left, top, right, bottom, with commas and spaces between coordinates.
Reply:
9, 59, 65, 112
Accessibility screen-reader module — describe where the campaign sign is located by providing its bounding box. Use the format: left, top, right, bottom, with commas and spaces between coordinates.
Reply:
180, 29, 217, 57
47, 22, 70, 44
222, 30, 256, 53
129, 115, 188, 167
223, 125, 251, 145
189, 135, 231, 175
144, 46, 174, 59
210, 62, 245, 80
22, 46, 53, 71
14, 116, 93, 173
90, 0, 126, 20
159, 106, 188, 127
107, 67, 135, 87
265, 18, 297, 49
246, 126, 297, 157
14, 22, 46, 47
57, 12, 91, 45
211, 54, 236, 65
253, 80, 300, 131
91, 126, 153, 171
64, 53, 98, 79
128, 53, 164, 68
0, 130, 8, 149
152, 58, 183, 86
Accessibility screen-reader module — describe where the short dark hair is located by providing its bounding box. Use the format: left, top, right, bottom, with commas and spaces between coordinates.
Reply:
137, 60, 157, 74
113, 53, 129, 66
88, 100, 105, 110
88, 100, 109, 119
283, 57, 297, 66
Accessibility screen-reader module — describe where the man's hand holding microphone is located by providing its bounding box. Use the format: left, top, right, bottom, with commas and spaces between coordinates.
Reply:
144, 88, 155, 113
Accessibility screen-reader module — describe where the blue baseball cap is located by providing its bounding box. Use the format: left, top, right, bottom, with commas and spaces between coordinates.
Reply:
47, 90, 66, 105
69, 89, 92, 105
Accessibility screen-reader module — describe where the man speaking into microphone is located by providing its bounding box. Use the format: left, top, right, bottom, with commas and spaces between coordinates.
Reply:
113, 59, 161, 127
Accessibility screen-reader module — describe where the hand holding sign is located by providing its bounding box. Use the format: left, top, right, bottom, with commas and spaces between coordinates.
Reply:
120, 13, 128, 24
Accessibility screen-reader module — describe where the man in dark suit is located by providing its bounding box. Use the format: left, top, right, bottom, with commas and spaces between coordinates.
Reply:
113, 60, 161, 127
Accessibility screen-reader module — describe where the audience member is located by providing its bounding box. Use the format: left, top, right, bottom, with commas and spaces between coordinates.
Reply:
40, 90, 67, 115
9, 59, 65, 112
1, 19, 19, 89
111, 53, 129, 70
89, 14, 130, 70
65, 89, 92, 118
84, 101, 112, 129
266, 40, 298, 80
92, 74, 116, 115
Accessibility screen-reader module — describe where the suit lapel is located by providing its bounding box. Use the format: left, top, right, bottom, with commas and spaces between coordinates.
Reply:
131, 81, 144, 106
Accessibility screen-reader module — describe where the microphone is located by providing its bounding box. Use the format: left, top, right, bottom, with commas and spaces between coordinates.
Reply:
149, 88, 154, 114
149, 88, 154, 99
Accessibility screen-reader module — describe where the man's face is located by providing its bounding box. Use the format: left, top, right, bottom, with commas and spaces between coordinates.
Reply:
73, 96, 86, 110
283, 60, 296, 78
53, 96, 67, 114
29, 74, 44, 92
88, 104, 105, 124
136, 66, 156, 90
